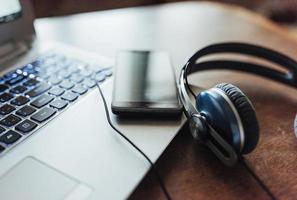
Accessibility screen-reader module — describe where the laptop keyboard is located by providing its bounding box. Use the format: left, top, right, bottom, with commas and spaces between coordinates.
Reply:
0, 52, 112, 156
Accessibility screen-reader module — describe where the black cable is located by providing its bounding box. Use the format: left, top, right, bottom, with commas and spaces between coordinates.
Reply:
240, 157, 277, 200
96, 83, 172, 200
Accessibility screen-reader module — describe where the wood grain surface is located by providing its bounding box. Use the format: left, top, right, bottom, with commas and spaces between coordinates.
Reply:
35, 2, 297, 199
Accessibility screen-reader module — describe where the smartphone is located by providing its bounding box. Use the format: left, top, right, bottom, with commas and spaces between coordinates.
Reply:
111, 50, 182, 117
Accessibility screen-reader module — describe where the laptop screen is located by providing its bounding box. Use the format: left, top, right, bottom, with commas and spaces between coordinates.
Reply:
0, 0, 22, 24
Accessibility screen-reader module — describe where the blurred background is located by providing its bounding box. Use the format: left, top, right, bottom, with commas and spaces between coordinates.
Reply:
30, 0, 297, 25
31, 0, 297, 25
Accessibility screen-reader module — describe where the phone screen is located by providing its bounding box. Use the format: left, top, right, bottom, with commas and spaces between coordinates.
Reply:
112, 51, 181, 116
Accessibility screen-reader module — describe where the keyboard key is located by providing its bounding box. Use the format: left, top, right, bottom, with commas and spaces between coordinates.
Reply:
0, 130, 22, 145
80, 69, 93, 77
3, 71, 17, 80
26, 82, 51, 97
22, 64, 37, 75
70, 73, 84, 83
0, 84, 8, 93
58, 69, 72, 78
48, 76, 62, 85
50, 99, 68, 110
0, 145, 5, 153
0, 126, 5, 134
31, 107, 56, 123
15, 119, 37, 134
16, 69, 23, 75
73, 61, 87, 69
0, 104, 16, 115
48, 87, 65, 96
61, 92, 79, 102
5, 74, 25, 85
94, 67, 104, 73
10, 85, 27, 94
11, 96, 30, 106
46, 66, 59, 75
94, 73, 106, 82
37, 70, 50, 79
31, 60, 43, 68
72, 85, 88, 95
54, 54, 66, 60
59, 80, 74, 89
56, 62, 68, 70
83, 79, 96, 88
101, 69, 112, 77
31, 94, 54, 108
0, 93, 13, 103
0, 114, 21, 127
23, 78, 40, 87
43, 57, 57, 66
68, 68, 80, 76
16, 105, 36, 117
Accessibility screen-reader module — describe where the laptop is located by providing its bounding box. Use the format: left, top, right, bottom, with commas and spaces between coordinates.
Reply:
0, 1, 184, 199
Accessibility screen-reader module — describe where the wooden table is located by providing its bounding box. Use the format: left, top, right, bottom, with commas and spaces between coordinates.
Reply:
36, 2, 297, 199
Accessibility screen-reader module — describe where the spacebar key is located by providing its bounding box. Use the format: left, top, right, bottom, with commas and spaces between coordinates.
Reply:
31, 107, 56, 123
26, 83, 51, 97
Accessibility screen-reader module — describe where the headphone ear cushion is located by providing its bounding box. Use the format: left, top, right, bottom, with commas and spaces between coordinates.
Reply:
215, 83, 259, 154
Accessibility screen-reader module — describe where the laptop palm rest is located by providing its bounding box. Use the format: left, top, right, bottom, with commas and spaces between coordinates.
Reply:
0, 157, 92, 200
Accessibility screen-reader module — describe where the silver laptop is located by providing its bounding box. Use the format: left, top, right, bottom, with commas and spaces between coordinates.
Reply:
0, 1, 183, 199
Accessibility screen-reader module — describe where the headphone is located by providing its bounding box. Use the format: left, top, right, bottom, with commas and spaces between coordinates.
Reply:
179, 42, 297, 166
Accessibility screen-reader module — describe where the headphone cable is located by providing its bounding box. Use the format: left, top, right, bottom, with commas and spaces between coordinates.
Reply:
96, 83, 172, 200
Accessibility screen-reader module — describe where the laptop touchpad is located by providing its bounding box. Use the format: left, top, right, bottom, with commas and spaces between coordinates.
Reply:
0, 157, 92, 200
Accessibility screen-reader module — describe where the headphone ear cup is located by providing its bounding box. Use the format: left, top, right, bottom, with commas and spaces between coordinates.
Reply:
215, 83, 259, 154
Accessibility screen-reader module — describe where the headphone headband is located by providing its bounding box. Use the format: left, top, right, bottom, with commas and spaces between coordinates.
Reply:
184, 42, 297, 98
178, 67, 198, 117
180, 42, 297, 109
186, 42, 297, 75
